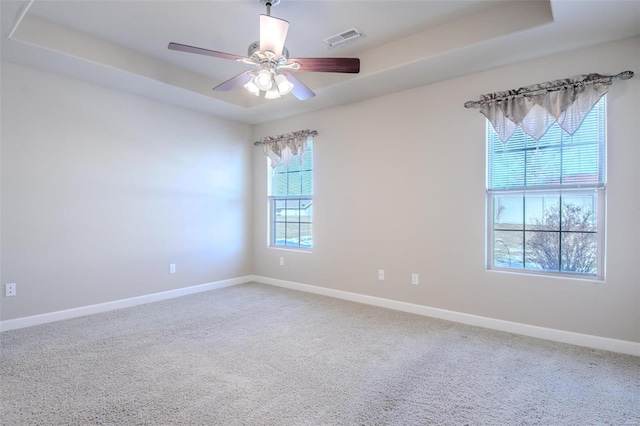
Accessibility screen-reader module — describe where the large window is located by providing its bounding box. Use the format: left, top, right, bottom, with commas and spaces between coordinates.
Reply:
487, 97, 606, 279
268, 141, 313, 249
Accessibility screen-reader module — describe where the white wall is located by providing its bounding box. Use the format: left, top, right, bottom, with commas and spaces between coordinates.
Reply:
252, 37, 640, 343
1, 62, 253, 321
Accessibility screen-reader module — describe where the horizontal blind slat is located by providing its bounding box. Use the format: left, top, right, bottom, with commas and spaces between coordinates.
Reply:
488, 97, 605, 190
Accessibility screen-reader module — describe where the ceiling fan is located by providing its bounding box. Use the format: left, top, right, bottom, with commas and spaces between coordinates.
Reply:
168, 0, 360, 100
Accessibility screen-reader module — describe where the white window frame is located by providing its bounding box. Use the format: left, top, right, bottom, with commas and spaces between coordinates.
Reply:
486, 98, 606, 280
267, 143, 313, 251
486, 188, 606, 280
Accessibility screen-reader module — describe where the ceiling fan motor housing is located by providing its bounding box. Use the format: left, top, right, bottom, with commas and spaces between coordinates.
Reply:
248, 41, 289, 64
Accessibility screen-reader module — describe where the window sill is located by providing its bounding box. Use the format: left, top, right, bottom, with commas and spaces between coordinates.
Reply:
486, 267, 603, 284
268, 246, 312, 254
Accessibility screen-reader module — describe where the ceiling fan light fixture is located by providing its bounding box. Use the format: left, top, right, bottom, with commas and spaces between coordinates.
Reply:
275, 73, 293, 95
254, 69, 273, 91
265, 86, 282, 99
244, 79, 260, 96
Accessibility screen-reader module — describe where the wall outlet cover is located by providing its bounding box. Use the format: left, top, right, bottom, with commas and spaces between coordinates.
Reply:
6, 283, 16, 297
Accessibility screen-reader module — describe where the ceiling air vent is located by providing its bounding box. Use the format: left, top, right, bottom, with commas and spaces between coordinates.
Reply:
323, 28, 363, 48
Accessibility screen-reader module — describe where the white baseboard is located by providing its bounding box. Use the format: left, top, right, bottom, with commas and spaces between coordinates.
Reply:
0, 276, 253, 332
3, 274, 638, 356
253, 275, 640, 357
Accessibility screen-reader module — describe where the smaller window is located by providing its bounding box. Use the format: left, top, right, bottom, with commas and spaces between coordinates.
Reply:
268, 141, 313, 249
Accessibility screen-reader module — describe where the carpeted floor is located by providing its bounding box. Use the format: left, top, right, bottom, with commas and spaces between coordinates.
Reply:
1, 282, 639, 425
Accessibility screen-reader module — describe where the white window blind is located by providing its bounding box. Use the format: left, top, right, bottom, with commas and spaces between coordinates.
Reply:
488, 98, 606, 191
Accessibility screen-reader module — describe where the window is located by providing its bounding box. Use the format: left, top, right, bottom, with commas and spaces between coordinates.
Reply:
268, 140, 313, 249
487, 97, 606, 279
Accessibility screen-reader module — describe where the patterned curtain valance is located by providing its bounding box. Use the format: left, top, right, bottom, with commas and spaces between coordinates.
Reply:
254, 129, 317, 168
464, 71, 634, 143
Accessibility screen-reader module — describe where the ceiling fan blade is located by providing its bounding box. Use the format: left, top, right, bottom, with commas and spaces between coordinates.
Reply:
288, 58, 360, 74
260, 15, 289, 59
282, 72, 315, 100
213, 71, 254, 92
168, 42, 248, 62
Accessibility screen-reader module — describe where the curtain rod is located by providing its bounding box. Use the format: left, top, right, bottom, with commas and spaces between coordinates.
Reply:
253, 130, 318, 146
464, 71, 634, 109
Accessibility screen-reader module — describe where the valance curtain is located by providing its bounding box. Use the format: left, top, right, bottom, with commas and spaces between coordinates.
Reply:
256, 129, 317, 168
464, 71, 634, 143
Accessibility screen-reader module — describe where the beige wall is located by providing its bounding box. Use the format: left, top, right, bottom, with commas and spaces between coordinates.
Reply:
2, 37, 638, 343
1, 62, 253, 321
252, 37, 640, 343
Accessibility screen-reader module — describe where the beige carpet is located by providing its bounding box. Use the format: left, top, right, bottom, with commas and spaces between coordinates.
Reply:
1, 282, 639, 425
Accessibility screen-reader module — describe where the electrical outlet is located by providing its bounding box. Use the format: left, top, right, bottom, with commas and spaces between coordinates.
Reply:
6, 283, 16, 297
169, 264, 176, 274
412, 274, 419, 285
378, 269, 385, 280
280, 257, 284, 266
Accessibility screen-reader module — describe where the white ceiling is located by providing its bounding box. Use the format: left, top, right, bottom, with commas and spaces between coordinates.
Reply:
2, 0, 639, 124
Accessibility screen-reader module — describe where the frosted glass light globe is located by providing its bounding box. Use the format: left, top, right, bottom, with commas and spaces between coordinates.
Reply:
254, 70, 273, 91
